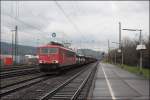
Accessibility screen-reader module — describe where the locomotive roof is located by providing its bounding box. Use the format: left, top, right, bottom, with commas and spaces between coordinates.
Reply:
38, 44, 75, 53
49, 41, 64, 47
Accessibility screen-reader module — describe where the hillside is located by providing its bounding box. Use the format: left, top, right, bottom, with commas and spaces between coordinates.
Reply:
77, 49, 103, 60
1, 42, 103, 59
1, 42, 36, 55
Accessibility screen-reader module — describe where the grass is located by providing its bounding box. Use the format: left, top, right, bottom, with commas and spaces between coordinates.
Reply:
118, 64, 150, 79
140, 68, 150, 79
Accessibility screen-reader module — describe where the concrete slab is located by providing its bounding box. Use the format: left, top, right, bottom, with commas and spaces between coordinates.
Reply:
93, 79, 111, 97
91, 63, 149, 100
124, 79, 149, 96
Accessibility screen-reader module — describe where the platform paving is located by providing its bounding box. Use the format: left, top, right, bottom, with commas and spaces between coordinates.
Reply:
91, 63, 149, 100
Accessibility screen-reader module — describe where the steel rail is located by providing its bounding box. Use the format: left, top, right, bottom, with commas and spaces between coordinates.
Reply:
39, 66, 90, 100
0, 67, 39, 74
71, 66, 95, 100
0, 65, 38, 72
0, 67, 40, 79
40, 62, 98, 100
0, 73, 45, 89
0, 75, 50, 97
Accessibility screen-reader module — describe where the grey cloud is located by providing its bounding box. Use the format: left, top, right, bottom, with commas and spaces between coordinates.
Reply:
1, 1, 149, 52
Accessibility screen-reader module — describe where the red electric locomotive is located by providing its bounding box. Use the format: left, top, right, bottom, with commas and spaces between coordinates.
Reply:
37, 42, 76, 72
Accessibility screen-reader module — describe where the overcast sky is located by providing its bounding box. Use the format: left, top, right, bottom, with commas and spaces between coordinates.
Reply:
1, 1, 149, 52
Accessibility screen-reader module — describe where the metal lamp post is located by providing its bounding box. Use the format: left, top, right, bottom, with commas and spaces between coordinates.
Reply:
118, 22, 124, 66
11, 26, 18, 65
122, 28, 146, 72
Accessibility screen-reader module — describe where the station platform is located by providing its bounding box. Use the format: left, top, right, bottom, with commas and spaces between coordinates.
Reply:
88, 63, 149, 100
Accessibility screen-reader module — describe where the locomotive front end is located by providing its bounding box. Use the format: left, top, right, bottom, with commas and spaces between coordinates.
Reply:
38, 46, 60, 71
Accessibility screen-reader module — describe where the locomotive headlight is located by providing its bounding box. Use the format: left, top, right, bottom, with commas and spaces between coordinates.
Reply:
52, 60, 58, 63
55, 60, 58, 63
39, 60, 43, 63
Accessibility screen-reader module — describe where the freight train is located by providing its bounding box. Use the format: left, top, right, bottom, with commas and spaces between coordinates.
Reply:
37, 41, 97, 72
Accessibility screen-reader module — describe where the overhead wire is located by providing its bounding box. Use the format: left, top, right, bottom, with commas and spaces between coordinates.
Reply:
9, 1, 51, 46
2, 1, 51, 47
55, 1, 81, 34
54, 1, 92, 55
54, 1, 87, 44
7, 1, 99, 48
6, 13, 48, 42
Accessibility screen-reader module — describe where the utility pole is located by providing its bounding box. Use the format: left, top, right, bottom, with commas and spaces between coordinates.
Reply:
139, 30, 142, 71
121, 48, 124, 66
119, 22, 123, 66
119, 22, 121, 49
14, 25, 18, 65
36, 39, 40, 55
11, 30, 14, 64
115, 51, 116, 64
0, 22, 1, 67
108, 40, 110, 62
112, 42, 120, 64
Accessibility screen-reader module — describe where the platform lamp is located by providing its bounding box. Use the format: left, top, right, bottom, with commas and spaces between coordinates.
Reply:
122, 28, 146, 73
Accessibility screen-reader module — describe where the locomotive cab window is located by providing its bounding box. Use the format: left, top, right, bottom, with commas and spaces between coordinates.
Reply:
66, 51, 75, 57
40, 48, 48, 54
40, 48, 58, 54
49, 48, 58, 54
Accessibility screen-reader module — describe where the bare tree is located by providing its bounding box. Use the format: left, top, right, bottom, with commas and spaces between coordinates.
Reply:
107, 36, 149, 68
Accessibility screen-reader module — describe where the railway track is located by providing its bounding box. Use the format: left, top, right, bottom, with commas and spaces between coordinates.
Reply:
0, 65, 38, 72
0, 62, 98, 100
40, 62, 98, 100
0, 73, 46, 89
0, 67, 40, 79
0, 74, 49, 97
